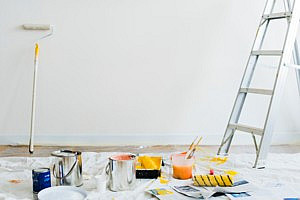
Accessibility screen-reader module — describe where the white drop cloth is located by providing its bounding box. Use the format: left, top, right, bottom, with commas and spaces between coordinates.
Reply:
0, 152, 300, 200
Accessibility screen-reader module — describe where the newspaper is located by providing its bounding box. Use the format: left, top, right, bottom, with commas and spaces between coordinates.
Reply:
225, 192, 252, 200
146, 180, 258, 200
172, 185, 205, 199
146, 188, 203, 200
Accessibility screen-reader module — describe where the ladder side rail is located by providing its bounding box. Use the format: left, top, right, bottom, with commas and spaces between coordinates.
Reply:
292, 40, 300, 96
254, 0, 300, 168
264, 0, 280, 15
218, 0, 276, 155
285, 0, 293, 12
288, 0, 300, 96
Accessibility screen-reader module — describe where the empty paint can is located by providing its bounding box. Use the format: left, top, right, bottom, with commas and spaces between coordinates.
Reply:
51, 150, 83, 187
32, 168, 51, 194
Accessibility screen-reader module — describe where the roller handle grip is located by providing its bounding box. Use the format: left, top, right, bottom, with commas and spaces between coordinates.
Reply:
35, 43, 39, 59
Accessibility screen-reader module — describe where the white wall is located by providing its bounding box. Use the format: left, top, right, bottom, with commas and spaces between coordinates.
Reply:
1, 0, 300, 146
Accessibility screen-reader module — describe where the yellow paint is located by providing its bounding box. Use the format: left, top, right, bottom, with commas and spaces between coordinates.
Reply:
35, 43, 39, 59
200, 156, 228, 165
137, 156, 162, 170
159, 177, 169, 184
210, 157, 228, 165
156, 188, 173, 195
225, 170, 238, 176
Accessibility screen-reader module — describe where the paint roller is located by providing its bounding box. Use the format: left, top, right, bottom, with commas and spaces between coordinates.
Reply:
23, 24, 51, 30
23, 24, 54, 153
193, 174, 234, 187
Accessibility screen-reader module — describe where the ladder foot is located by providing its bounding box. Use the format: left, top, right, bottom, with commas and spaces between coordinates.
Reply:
253, 159, 266, 169
217, 152, 229, 157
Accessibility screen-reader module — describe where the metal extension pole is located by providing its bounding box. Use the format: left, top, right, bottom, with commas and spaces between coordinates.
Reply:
29, 43, 39, 153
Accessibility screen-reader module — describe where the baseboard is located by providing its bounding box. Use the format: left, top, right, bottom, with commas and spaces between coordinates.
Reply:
1, 132, 300, 146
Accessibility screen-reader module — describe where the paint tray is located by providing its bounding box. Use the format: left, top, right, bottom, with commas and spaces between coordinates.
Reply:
136, 156, 162, 179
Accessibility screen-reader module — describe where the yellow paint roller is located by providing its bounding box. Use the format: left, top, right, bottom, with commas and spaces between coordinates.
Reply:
193, 174, 233, 187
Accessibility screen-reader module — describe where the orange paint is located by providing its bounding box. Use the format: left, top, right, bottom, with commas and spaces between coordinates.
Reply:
173, 165, 193, 180
110, 154, 134, 161
8, 179, 21, 184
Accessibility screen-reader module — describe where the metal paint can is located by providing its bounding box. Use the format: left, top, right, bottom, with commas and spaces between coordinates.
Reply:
32, 168, 51, 194
106, 153, 136, 191
51, 150, 83, 187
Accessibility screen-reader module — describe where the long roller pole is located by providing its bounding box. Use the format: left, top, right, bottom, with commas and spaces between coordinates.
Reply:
29, 43, 39, 153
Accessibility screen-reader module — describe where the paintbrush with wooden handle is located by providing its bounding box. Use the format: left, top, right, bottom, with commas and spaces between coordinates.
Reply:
185, 136, 202, 159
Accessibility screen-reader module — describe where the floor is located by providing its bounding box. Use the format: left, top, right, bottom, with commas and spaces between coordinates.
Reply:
1, 146, 300, 199
1, 144, 300, 157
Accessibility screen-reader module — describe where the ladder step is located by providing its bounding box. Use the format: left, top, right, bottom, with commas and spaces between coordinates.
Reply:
285, 63, 300, 70
251, 50, 283, 56
262, 12, 292, 20
240, 88, 273, 95
228, 123, 263, 136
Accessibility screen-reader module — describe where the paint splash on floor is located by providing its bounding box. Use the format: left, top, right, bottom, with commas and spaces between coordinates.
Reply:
154, 188, 173, 195
200, 156, 228, 165
159, 177, 169, 184
210, 157, 228, 165
8, 179, 21, 184
225, 170, 238, 176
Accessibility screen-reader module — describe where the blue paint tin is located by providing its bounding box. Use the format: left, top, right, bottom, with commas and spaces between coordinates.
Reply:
32, 168, 51, 194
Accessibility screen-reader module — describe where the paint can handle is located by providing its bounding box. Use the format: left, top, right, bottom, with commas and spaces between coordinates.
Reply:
53, 156, 78, 180
105, 162, 110, 175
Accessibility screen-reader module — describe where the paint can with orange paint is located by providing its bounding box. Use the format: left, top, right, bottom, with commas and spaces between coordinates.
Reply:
106, 153, 137, 191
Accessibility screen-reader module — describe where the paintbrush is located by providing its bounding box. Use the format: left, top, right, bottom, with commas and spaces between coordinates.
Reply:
187, 137, 202, 159
185, 136, 202, 159
180, 136, 198, 155
188, 136, 198, 151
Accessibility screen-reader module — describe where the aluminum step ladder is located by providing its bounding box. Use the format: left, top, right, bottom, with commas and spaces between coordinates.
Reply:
218, 0, 300, 168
